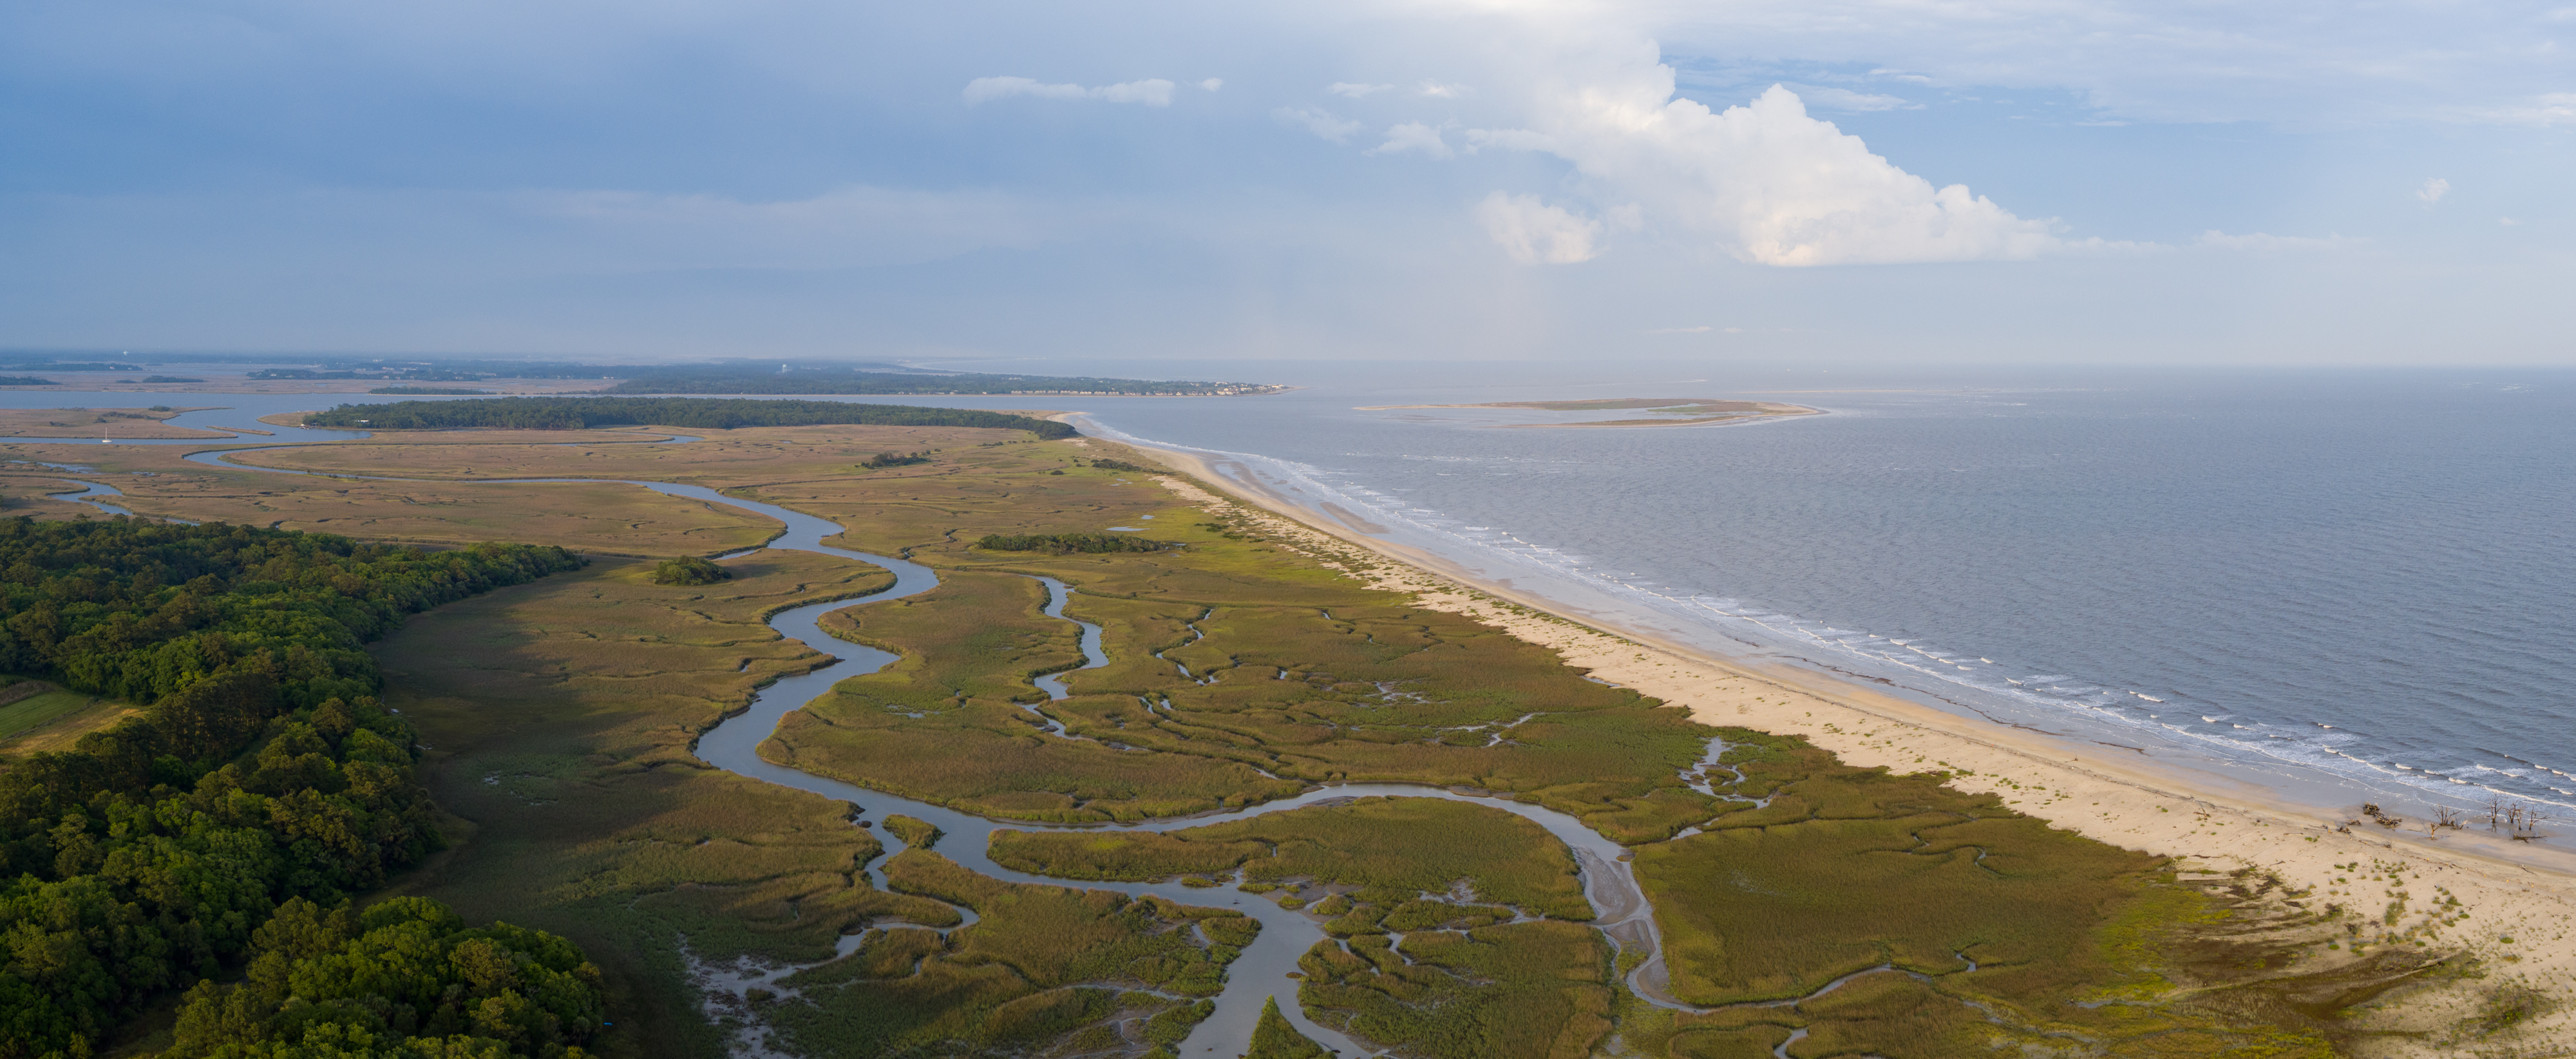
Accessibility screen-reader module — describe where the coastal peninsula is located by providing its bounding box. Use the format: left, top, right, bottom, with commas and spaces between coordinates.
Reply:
1355, 397, 1820, 428
3, 397, 2568, 1058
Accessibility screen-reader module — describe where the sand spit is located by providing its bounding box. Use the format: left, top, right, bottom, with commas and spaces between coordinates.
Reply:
1352, 397, 1821, 429
1099, 434, 2576, 1053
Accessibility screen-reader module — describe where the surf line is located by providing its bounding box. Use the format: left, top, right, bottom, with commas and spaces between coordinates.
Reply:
177, 445, 1717, 1057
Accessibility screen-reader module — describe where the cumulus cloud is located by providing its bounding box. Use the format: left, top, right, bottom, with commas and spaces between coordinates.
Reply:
1367, 122, 1452, 158
1276, 106, 1361, 141
1519, 66, 2060, 265
2416, 177, 2450, 204
963, 76, 1175, 106
1198, 78, 1224, 91
1417, 80, 1470, 98
1329, 82, 1393, 97
1475, 191, 1602, 264
1463, 128, 1555, 153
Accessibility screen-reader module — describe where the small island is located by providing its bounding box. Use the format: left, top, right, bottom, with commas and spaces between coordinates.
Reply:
1356, 396, 1820, 428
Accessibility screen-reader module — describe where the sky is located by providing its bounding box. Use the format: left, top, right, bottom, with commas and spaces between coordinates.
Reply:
2, 0, 2571, 366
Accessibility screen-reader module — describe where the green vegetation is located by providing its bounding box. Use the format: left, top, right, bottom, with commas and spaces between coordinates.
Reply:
601, 364, 1276, 397
775, 571, 1301, 821
142, 376, 207, 384
1622, 730, 2426, 1057
169, 896, 603, 1059
998, 797, 1607, 1058
1242, 998, 1329, 1059
301, 397, 1075, 438
1083, 459, 1159, 474
1300, 921, 1609, 1059
0, 680, 90, 741
0, 519, 585, 1059
0, 377, 55, 387
369, 386, 491, 396
112, 426, 2453, 1058
650, 555, 729, 586
858, 451, 931, 469
992, 797, 1587, 918
762, 850, 1255, 1058
974, 532, 1170, 555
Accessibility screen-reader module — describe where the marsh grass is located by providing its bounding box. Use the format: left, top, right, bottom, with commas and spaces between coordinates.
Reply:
762, 850, 1256, 1058
991, 797, 1587, 919
227, 429, 2407, 1058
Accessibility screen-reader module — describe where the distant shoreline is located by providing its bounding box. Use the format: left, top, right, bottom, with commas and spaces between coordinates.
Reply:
1355, 396, 1821, 428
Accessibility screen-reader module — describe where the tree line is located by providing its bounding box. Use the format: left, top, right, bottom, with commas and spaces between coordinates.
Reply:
0, 517, 587, 1059
976, 532, 1172, 555
301, 397, 1076, 439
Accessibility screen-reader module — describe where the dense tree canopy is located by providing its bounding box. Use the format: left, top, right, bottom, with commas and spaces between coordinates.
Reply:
301, 397, 1075, 438
169, 897, 602, 1059
0, 518, 585, 1059
976, 532, 1171, 555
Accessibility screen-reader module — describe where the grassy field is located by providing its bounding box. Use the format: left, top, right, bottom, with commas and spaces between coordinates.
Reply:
0, 680, 138, 756
72, 425, 2402, 1058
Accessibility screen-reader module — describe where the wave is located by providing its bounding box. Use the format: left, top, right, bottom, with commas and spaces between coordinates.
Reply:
1079, 418, 2576, 818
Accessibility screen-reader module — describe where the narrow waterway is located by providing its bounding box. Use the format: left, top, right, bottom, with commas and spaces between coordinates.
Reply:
158, 443, 1725, 1056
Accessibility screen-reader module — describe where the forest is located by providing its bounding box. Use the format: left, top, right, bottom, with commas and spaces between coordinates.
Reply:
0, 518, 586, 1059
601, 365, 1274, 396
300, 397, 1077, 437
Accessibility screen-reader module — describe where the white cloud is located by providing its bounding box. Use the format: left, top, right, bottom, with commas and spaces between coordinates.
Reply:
1329, 82, 1393, 97
2500, 216, 2523, 226
1475, 191, 1602, 265
963, 76, 1175, 107
1794, 86, 1919, 111
1417, 80, 1469, 98
2416, 177, 2450, 204
1276, 106, 1361, 142
1521, 64, 2060, 265
1198, 78, 1224, 91
1366, 122, 1452, 158
1462, 128, 1554, 153
1646, 325, 1713, 333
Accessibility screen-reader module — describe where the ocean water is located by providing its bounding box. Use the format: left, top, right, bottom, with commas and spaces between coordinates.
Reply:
7, 369, 2571, 825
1052, 365, 2576, 823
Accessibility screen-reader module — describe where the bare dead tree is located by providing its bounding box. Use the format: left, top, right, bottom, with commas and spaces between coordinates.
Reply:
2433, 805, 2463, 830
2485, 794, 2509, 831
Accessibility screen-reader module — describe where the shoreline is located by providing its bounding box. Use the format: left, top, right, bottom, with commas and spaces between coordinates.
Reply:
1084, 421, 2576, 1044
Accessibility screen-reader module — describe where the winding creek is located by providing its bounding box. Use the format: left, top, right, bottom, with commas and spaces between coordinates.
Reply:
37, 423, 1763, 1058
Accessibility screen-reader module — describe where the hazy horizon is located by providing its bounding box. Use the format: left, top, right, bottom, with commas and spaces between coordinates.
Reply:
5, 1, 2570, 365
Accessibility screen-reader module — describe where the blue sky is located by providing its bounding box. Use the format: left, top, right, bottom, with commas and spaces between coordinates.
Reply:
2, 1, 2570, 365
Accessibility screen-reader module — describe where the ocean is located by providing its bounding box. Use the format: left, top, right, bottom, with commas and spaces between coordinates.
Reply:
1054, 363, 2576, 823
8, 366, 2571, 825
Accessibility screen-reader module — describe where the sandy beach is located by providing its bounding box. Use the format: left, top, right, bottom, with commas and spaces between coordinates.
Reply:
1089, 429, 2576, 1051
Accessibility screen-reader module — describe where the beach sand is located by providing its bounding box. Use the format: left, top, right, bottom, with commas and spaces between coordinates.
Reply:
1092, 432, 2576, 1051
